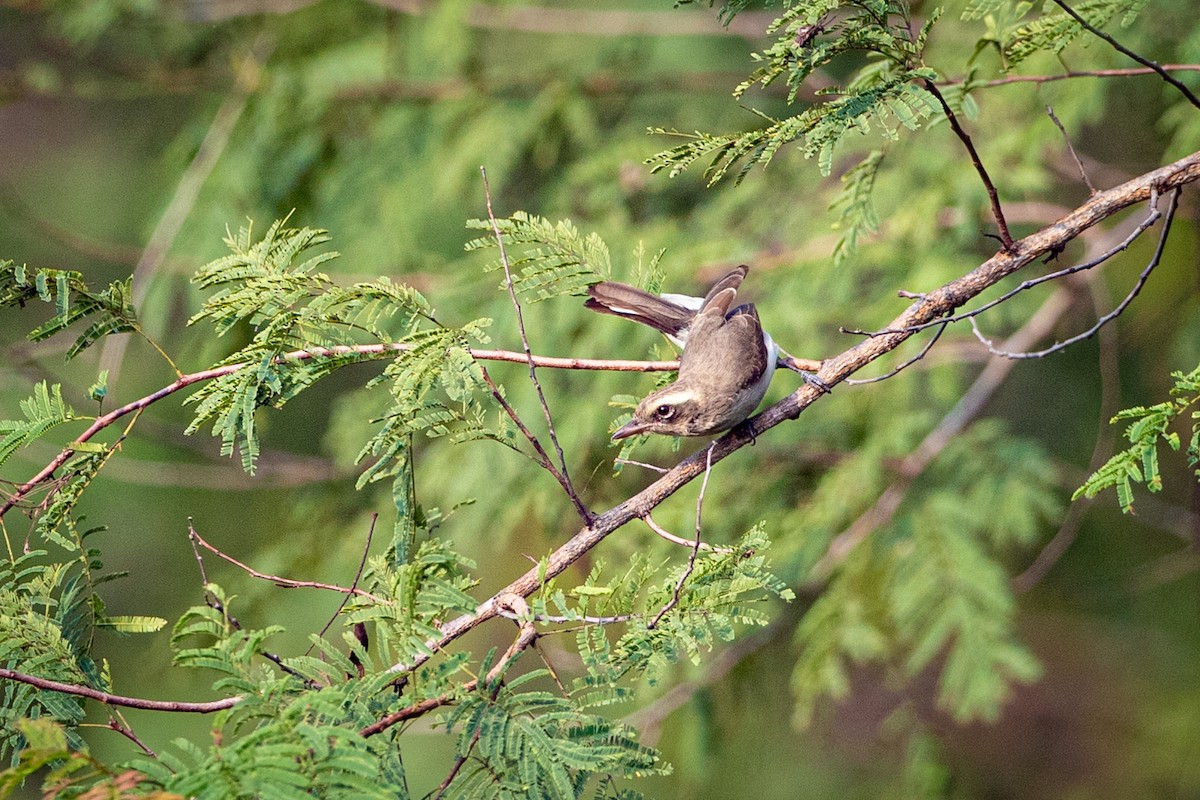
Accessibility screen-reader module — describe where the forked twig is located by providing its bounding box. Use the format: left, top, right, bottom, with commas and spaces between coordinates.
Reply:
843, 195, 1164, 339
973, 188, 1179, 358
187, 520, 386, 602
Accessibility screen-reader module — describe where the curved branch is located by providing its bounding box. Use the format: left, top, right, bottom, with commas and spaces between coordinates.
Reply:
0, 668, 239, 713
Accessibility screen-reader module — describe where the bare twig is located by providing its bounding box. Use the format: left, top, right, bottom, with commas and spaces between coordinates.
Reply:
649, 444, 715, 630
810, 286, 1077, 583
843, 321, 948, 384
945, 64, 1200, 89
310, 513, 379, 654
481, 167, 592, 524
1047, 0, 1200, 110
103, 714, 157, 757
0, 345, 678, 521
924, 80, 1013, 250
844, 197, 1164, 339
1012, 270, 1123, 592
973, 188, 1179, 358
0, 668, 239, 713
615, 458, 670, 474
188, 521, 386, 602
1046, 105, 1097, 194
643, 513, 730, 553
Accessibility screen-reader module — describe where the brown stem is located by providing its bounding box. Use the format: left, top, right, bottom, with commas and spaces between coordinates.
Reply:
924, 80, 1014, 250
0, 668, 239, 713
0, 345, 678, 520
481, 167, 592, 524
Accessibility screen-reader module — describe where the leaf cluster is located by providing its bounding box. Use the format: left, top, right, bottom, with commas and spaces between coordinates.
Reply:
1075, 363, 1200, 513
0, 261, 139, 360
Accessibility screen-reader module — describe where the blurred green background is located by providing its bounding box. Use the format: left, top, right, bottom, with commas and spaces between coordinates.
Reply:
2, 0, 1200, 797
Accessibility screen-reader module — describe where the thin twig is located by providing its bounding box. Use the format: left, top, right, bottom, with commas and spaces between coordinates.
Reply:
843, 321, 948, 384
0, 345, 677, 521
310, 513, 379, 655
810, 286, 1078, 583
103, 714, 157, 757
481, 167, 592, 524
945, 64, 1200, 89
924, 80, 1013, 250
643, 513, 730, 553
649, 444, 715, 630
844, 197, 1163, 339
188, 521, 386, 602
615, 458, 670, 474
1046, 105, 1097, 194
1012, 269, 1122, 592
1047, 0, 1200, 110
973, 188, 1178, 359
0, 668, 239, 713
477, 364, 576, 486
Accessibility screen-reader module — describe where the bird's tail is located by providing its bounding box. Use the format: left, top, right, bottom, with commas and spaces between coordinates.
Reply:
584, 282, 695, 337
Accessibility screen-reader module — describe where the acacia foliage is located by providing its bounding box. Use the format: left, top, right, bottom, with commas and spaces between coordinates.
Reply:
1, 0, 1198, 797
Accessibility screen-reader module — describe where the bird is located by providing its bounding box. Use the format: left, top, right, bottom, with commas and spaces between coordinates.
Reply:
585, 266, 780, 440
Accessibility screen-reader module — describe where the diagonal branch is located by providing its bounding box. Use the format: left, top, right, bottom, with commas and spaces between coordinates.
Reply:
381, 148, 1200, 680
1047, 0, 1200, 110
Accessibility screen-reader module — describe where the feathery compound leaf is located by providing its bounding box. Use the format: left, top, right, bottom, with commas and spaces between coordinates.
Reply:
649, 75, 935, 184
1075, 364, 1200, 513
466, 211, 610, 300
186, 219, 453, 473
0, 382, 76, 469
1004, 0, 1148, 66
0, 262, 138, 358
829, 149, 885, 266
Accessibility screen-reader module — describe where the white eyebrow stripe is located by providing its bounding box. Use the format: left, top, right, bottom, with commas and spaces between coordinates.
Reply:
653, 388, 696, 406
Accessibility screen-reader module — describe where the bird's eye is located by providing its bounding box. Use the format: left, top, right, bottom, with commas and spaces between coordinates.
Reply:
655, 404, 674, 420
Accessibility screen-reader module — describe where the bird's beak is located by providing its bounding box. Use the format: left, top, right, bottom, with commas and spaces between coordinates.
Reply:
611, 419, 650, 441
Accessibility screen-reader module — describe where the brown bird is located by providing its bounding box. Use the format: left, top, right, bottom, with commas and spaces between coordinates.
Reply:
585, 266, 777, 439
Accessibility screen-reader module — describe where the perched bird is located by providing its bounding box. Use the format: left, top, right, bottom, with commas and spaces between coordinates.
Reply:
586, 266, 778, 439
